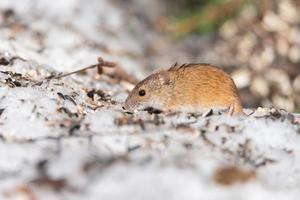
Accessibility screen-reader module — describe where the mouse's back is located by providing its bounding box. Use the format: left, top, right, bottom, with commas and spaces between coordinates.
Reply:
165, 64, 243, 114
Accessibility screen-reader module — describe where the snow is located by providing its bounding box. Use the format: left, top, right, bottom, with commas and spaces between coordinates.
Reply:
0, 0, 300, 199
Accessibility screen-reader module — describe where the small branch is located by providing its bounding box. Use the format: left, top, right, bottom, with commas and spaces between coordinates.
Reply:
48, 57, 116, 80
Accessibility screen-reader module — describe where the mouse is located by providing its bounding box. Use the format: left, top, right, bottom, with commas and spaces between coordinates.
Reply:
123, 63, 243, 116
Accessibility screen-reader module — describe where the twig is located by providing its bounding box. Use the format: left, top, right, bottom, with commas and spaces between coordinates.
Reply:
32, 57, 116, 86
49, 57, 116, 80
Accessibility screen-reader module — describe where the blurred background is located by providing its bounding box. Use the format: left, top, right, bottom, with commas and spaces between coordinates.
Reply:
117, 0, 300, 112
0, 0, 299, 112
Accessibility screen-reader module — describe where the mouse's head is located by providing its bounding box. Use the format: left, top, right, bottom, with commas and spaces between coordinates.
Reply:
123, 70, 174, 112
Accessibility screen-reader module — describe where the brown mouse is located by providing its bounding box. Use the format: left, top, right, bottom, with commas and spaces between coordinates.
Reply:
123, 63, 243, 116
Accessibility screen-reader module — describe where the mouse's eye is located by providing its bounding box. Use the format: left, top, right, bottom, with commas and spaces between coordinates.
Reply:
138, 89, 146, 96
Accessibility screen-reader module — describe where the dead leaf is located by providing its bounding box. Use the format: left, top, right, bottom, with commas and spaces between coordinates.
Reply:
213, 166, 256, 185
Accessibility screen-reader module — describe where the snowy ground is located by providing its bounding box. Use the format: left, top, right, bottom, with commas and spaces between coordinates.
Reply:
0, 0, 300, 200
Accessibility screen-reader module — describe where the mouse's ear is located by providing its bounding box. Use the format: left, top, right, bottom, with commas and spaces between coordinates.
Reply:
158, 71, 172, 85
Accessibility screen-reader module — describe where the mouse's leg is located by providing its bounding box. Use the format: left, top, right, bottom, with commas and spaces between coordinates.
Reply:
228, 104, 235, 116
228, 101, 245, 116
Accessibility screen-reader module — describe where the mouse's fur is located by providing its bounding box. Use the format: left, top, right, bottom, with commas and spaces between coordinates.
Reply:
123, 63, 243, 115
